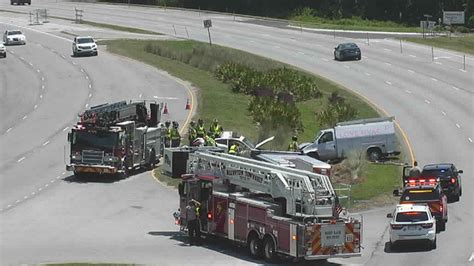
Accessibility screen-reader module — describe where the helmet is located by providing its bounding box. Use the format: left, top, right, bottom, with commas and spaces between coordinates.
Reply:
190, 120, 196, 126
213, 118, 218, 123
198, 119, 203, 125
165, 121, 171, 127
292, 136, 297, 141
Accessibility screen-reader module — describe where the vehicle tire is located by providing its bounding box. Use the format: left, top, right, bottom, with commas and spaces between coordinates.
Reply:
263, 237, 278, 262
438, 220, 446, 232
390, 241, 397, 251
431, 237, 436, 249
334, 53, 337, 60
307, 152, 320, 160
73, 51, 77, 57
248, 234, 263, 259
459, 187, 462, 196
367, 148, 382, 162
95, 51, 98, 56
452, 193, 460, 202
148, 150, 156, 170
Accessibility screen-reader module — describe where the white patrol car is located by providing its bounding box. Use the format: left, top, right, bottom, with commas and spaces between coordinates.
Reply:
387, 204, 436, 249
3, 30, 26, 45
72, 36, 98, 57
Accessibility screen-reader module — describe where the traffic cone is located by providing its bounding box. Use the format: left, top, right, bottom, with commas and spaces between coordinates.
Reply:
185, 99, 191, 110
163, 103, 169, 114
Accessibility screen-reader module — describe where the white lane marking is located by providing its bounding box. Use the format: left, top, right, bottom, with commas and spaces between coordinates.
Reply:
85, 103, 89, 108
274, 45, 280, 49
34, 105, 38, 109
452, 86, 460, 91
385, 81, 392, 85
469, 253, 474, 261
6, 127, 12, 133
29, 62, 33, 67
7, 204, 12, 208
80, 68, 84, 72
50, 180, 55, 183
85, 76, 89, 80
15, 200, 20, 204
62, 172, 66, 175
61, 54, 66, 59
405, 90, 412, 94
322, 58, 329, 62
425, 99, 431, 104
431, 78, 438, 82
409, 54, 416, 58
89, 93, 92, 98
17, 157, 26, 162
153, 96, 178, 100
22, 115, 27, 120
41, 77, 45, 81
139, 93, 143, 98
297, 51, 305, 55
385, 62, 392, 66
43, 140, 50, 146
72, 61, 76, 65
441, 111, 446, 116
344, 65, 350, 69
408, 69, 415, 74
39, 94, 43, 99
469, 138, 473, 143
88, 84, 92, 89
56, 176, 61, 179
41, 85, 45, 90
31, 192, 36, 196
36, 69, 40, 73
456, 123, 461, 128
45, 184, 49, 188
435, 62, 442, 65
38, 187, 42, 191
459, 69, 467, 73
19, 56, 24, 60
384, 48, 392, 52
364, 72, 371, 76
24, 196, 28, 199
63, 127, 69, 132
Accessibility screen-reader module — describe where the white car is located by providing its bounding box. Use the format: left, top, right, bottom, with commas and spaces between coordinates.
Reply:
215, 131, 274, 155
387, 204, 436, 249
3, 30, 26, 45
72, 36, 98, 57
0, 42, 6, 58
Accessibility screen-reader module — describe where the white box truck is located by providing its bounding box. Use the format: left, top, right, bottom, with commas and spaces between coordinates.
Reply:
299, 117, 400, 161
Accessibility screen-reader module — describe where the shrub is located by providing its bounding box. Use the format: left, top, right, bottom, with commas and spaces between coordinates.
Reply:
468, 15, 474, 29
455, 26, 470, 33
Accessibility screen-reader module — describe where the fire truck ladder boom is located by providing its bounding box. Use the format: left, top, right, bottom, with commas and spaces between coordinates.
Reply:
188, 151, 335, 217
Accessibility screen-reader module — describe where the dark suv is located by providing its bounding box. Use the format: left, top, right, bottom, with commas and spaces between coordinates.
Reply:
420, 163, 463, 202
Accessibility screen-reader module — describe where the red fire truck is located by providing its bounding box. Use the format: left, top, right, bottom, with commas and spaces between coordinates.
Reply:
174, 151, 362, 262
66, 100, 164, 176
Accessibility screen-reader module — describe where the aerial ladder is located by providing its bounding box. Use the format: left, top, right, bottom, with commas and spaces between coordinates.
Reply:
187, 151, 337, 217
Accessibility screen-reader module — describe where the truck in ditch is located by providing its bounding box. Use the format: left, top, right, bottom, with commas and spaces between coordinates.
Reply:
174, 151, 362, 262
66, 100, 164, 177
299, 117, 400, 162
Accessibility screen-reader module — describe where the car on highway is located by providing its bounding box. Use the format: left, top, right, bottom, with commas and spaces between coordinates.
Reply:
11, 0, 31, 4
420, 163, 463, 202
334, 42, 361, 61
387, 204, 437, 250
3, 30, 26, 45
72, 36, 98, 57
395, 180, 448, 232
0, 42, 6, 58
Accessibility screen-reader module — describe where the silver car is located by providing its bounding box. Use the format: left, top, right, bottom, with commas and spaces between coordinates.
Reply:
3, 30, 26, 45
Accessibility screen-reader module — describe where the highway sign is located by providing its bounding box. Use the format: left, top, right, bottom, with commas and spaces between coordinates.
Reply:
443, 11, 465, 25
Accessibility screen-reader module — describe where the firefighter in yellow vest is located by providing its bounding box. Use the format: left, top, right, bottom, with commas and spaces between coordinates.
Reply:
204, 135, 216, 147
188, 120, 197, 145
209, 119, 224, 138
228, 142, 240, 155
288, 136, 299, 152
196, 119, 206, 138
170, 121, 181, 147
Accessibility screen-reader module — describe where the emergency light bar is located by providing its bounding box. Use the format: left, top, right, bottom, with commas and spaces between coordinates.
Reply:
405, 177, 438, 187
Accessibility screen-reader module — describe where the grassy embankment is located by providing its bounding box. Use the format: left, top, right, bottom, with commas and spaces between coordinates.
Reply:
403, 35, 474, 55
102, 39, 402, 206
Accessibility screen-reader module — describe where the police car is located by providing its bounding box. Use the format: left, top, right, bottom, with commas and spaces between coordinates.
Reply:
387, 204, 437, 250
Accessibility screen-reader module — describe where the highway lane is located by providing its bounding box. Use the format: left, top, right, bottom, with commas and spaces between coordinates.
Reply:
1, 2, 473, 265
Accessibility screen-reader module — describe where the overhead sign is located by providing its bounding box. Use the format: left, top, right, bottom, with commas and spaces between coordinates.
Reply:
443, 11, 465, 25
203, 19, 212, 28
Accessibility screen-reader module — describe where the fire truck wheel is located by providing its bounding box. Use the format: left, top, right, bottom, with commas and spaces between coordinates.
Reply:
263, 237, 277, 262
248, 234, 263, 259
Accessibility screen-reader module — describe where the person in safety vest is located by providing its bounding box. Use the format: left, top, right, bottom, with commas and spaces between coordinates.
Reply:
196, 119, 206, 138
164, 120, 172, 148
186, 199, 201, 245
188, 120, 197, 145
170, 121, 181, 147
204, 135, 216, 147
228, 142, 240, 155
209, 119, 224, 138
288, 136, 299, 152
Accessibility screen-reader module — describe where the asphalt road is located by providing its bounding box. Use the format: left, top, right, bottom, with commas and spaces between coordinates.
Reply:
1, 1, 473, 265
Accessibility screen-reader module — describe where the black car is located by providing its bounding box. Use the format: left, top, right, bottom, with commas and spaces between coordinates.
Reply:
334, 43, 361, 61
420, 163, 463, 202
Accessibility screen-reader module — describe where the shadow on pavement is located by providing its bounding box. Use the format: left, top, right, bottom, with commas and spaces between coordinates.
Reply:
383, 241, 433, 254
63, 168, 150, 183
148, 231, 340, 265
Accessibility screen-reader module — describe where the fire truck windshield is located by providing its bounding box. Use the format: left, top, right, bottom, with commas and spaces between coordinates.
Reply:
72, 130, 119, 149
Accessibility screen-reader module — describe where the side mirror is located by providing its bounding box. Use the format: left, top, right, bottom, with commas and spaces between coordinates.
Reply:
392, 189, 400, 197
386, 213, 393, 218
458, 170, 463, 174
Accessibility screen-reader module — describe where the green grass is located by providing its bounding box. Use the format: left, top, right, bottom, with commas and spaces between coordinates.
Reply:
351, 163, 402, 201
403, 35, 474, 55
289, 15, 420, 33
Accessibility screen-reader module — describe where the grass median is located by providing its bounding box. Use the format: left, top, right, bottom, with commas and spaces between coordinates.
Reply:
402, 34, 474, 55
102, 39, 402, 206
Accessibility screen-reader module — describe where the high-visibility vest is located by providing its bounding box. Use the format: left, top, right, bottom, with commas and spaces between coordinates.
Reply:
188, 127, 197, 140
205, 137, 216, 146
171, 128, 180, 140
196, 125, 206, 137
209, 124, 222, 137
288, 141, 299, 152
165, 128, 172, 139
229, 144, 238, 154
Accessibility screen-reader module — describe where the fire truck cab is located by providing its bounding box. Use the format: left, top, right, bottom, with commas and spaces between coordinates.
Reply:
175, 151, 362, 262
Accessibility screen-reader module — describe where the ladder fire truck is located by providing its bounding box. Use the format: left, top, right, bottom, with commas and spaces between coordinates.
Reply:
66, 100, 164, 176
174, 151, 362, 262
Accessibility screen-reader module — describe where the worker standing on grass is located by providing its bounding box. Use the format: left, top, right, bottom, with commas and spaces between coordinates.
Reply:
170, 121, 181, 147
228, 142, 240, 155
186, 199, 201, 245
188, 120, 197, 145
196, 119, 206, 138
164, 121, 172, 148
209, 119, 224, 138
288, 136, 299, 152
